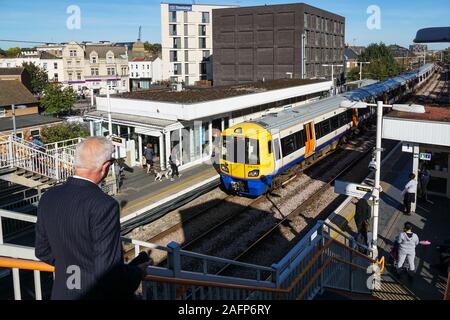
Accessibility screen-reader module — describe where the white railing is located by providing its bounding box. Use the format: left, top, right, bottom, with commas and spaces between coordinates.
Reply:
9, 138, 74, 182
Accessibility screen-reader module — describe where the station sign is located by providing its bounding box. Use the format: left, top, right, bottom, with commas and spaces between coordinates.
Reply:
111, 135, 126, 148
419, 152, 431, 161
402, 143, 413, 153
334, 180, 374, 200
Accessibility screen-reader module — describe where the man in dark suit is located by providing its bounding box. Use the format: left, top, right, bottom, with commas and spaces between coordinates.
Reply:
35, 137, 149, 300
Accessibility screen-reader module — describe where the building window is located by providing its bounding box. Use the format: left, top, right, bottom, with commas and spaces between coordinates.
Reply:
199, 38, 207, 49
185, 50, 189, 61
30, 129, 40, 137
200, 62, 207, 75
184, 11, 188, 23
42, 63, 48, 70
0, 107, 5, 118
169, 24, 177, 36
174, 63, 182, 75
68, 73, 73, 81
202, 50, 210, 60
173, 37, 181, 49
184, 24, 188, 36
169, 11, 177, 23
184, 37, 189, 49
92, 56, 97, 64
122, 80, 126, 87
185, 63, 189, 74
54, 62, 58, 69
170, 51, 178, 62
304, 13, 308, 28
76, 60, 81, 66
201, 12, 210, 23
107, 67, 116, 76
54, 73, 59, 82
69, 50, 77, 57
199, 25, 206, 36
77, 72, 82, 80
91, 68, 99, 76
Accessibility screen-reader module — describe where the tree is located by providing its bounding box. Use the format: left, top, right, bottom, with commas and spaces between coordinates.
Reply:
358, 43, 402, 80
5, 47, 21, 58
0, 48, 6, 57
40, 123, 89, 144
22, 62, 49, 95
143, 42, 161, 55
40, 83, 76, 115
346, 67, 361, 81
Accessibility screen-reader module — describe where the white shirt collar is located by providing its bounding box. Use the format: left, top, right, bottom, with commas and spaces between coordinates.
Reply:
73, 175, 100, 187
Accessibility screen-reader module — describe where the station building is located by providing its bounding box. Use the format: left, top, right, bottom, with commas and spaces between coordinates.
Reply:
383, 106, 450, 199
84, 78, 332, 170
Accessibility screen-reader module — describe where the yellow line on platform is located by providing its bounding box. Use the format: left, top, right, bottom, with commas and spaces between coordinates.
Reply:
121, 169, 218, 215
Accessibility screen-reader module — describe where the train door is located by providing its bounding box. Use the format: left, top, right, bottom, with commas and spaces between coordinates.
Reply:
303, 122, 316, 157
272, 136, 282, 172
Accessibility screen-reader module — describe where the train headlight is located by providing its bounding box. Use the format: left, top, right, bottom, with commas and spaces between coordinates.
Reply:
221, 164, 229, 173
248, 170, 260, 177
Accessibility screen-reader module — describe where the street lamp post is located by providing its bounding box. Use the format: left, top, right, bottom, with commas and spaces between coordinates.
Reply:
358, 61, 370, 81
322, 64, 343, 96
340, 100, 425, 257
11, 104, 16, 136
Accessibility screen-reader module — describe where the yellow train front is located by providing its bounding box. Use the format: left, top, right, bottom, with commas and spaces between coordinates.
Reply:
220, 123, 274, 197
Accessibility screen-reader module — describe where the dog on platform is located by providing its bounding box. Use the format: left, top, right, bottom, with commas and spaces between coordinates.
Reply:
154, 168, 173, 181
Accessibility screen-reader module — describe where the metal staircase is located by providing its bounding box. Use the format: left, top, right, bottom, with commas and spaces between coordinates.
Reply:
0, 135, 75, 185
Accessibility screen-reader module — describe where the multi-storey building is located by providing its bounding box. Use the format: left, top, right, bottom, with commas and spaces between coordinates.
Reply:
212, 3, 345, 86
129, 56, 163, 91
62, 41, 129, 95
0, 50, 64, 84
161, 2, 236, 85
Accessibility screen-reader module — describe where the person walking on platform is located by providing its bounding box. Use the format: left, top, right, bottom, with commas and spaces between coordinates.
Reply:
114, 159, 124, 193
169, 155, 180, 181
402, 173, 417, 215
395, 222, 430, 280
143, 143, 154, 174
419, 165, 431, 202
35, 137, 150, 300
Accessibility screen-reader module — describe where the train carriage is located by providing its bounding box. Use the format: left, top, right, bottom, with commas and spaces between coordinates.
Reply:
220, 64, 436, 197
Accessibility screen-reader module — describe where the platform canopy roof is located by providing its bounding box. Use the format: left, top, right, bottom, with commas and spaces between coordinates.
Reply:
414, 27, 450, 43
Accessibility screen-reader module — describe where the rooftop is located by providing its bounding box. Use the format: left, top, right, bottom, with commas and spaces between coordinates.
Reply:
387, 105, 450, 123
117, 79, 326, 104
0, 67, 25, 76
0, 114, 62, 132
0, 80, 37, 107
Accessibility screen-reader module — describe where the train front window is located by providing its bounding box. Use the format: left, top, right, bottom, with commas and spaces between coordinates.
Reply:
222, 136, 259, 165
246, 138, 260, 165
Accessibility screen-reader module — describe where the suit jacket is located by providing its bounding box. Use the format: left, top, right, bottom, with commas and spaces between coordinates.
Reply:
35, 177, 142, 300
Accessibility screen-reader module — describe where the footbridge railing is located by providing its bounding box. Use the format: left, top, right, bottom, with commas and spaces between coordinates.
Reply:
0, 207, 379, 300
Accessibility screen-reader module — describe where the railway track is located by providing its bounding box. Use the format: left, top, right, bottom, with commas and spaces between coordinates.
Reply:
124, 125, 379, 265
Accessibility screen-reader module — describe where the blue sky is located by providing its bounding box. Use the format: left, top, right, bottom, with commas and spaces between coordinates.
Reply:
0, 0, 449, 50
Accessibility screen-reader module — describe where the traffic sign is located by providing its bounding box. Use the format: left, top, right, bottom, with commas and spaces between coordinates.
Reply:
334, 180, 374, 200
419, 152, 431, 161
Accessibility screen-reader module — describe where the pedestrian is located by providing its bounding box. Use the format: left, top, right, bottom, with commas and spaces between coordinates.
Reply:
169, 156, 180, 181
356, 220, 370, 255
35, 137, 150, 299
419, 165, 431, 202
396, 222, 430, 279
143, 143, 154, 174
402, 173, 417, 215
114, 159, 123, 193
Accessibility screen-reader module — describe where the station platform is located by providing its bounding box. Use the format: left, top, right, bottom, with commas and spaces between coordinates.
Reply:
115, 162, 219, 226
327, 144, 450, 300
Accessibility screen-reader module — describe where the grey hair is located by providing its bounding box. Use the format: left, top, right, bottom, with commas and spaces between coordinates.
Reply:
74, 137, 113, 170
